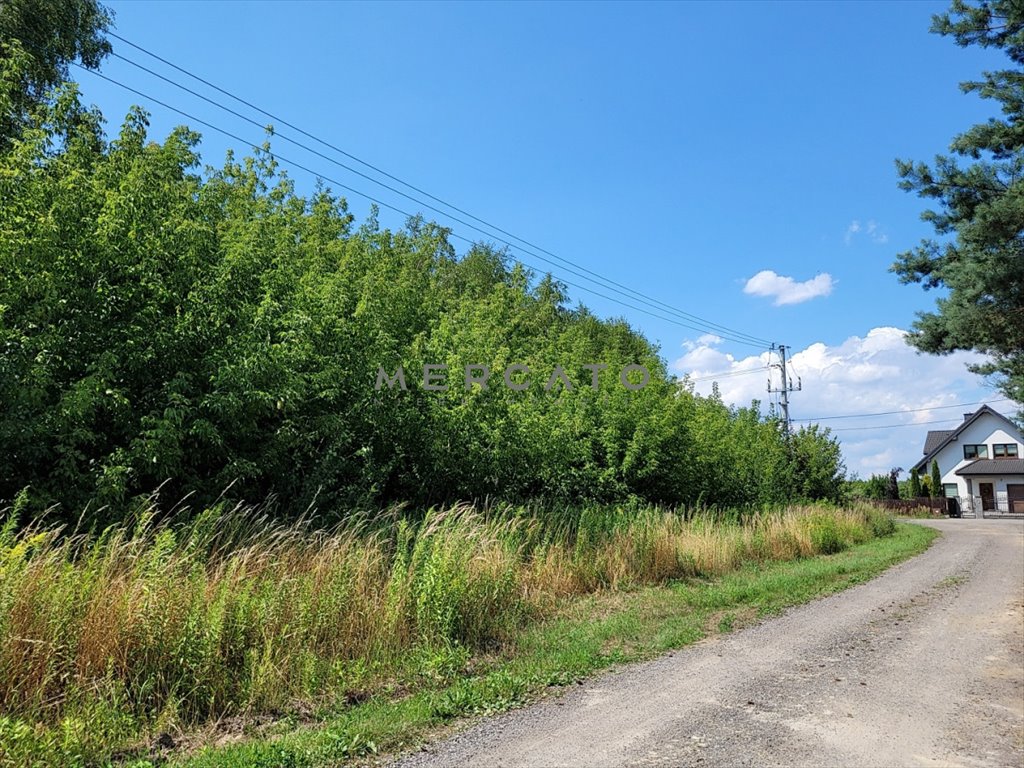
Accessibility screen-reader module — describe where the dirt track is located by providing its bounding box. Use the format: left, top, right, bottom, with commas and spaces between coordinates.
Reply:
393, 519, 1024, 768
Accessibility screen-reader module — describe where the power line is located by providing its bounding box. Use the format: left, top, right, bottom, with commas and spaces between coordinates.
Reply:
829, 413, 1016, 432
107, 34, 773, 346
687, 367, 769, 383
100, 35, 773, 348
74, 65, 773, 344
786, 354, 801, 383
794, 398, 1013, 422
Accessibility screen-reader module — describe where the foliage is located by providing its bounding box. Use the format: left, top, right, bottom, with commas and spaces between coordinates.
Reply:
181, 521, 931, 768
921, 474, 934, 497
0, 0, 112, 148
892, 0, 1024, 409
885, 467, 902, 500
0, 500, 895, 766
909, 467, 923, 498
849, 470, 903, 502
856, 474, 891, 500
789, 424, 847, 503
931, 459, 943, 497
0, 72, 847, 522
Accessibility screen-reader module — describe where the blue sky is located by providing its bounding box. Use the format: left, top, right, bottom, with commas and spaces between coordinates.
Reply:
74, 0, 1016, 477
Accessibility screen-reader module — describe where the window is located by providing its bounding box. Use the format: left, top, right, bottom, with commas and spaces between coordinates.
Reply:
963, 444, 988, 459
943, 483, 958, 498
993, 444, 1019, 459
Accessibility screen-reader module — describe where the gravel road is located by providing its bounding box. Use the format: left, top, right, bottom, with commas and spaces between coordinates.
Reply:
392, 519, 1024, 768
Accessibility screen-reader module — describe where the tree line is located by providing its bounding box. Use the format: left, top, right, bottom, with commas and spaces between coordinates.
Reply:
0, 3, 847, 524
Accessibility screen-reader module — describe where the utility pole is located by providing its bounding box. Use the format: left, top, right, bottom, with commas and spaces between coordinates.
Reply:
778, 344, 791, 431
768, 343, 801, 434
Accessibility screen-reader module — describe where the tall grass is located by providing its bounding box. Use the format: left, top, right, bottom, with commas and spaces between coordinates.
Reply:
0, 500, 894, 764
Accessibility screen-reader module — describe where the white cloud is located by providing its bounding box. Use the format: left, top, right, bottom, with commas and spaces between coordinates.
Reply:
743, 270, 835, 306
845, 218, 888, 245
866, 220, 889, 244
672, 327, 1005, 477
682, 333, 723, 351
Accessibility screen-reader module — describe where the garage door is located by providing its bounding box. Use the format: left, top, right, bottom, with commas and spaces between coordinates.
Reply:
1008, 484, 1024, 514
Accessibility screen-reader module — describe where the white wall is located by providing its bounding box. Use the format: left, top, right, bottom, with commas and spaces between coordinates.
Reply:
920, 413, 1023, 498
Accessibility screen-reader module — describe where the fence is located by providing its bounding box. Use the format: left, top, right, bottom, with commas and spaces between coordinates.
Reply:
966, 491, 1024, 516
861, 495, 1023, 517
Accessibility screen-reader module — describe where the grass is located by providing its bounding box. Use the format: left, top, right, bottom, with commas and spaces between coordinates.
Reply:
0, 500, 930, 767
895, 508, 947, 519
179, 523, 936, 768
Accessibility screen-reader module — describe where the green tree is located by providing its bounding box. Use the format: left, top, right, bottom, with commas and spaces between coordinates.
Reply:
885, 468, 902, 501
909, 467, 923, 498
892, 0, 1024, 408
0, 0, 112, 148
789, 424, 846, 503
860, 474, 890, 500
0, 59, 846, 521
931, 459, 943, 498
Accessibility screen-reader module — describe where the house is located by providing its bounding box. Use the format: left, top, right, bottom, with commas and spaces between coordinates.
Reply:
912, 405, 1024, 516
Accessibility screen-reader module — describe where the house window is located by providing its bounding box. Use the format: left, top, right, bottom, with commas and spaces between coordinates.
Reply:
993, 444, 1019, 459
943, 483, 958, 498
963, 444, 988, 459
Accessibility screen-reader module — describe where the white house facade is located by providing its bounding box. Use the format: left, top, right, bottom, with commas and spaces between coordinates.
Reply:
912, 406, 1024, 516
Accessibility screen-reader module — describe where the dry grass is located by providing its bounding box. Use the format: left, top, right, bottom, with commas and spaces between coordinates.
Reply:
0, 499, 894, 764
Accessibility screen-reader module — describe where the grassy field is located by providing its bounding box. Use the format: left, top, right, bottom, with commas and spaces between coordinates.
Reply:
0, 502, 934, 767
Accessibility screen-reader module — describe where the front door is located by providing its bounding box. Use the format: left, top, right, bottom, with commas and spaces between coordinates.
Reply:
980, 482, 996, 512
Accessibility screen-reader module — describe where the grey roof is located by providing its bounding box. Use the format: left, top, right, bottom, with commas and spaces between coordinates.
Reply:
923, 430, 954, 455
913, 405, 1022, 472
955, 458, 1024, 476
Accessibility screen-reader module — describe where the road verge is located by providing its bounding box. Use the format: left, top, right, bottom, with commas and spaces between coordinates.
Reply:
178, 523, 937, 768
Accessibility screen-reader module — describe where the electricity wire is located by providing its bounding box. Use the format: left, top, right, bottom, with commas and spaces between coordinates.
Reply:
99, 36, 773, 348
74, 65, 772, 344
794, 398, 1013, 422
829, 415, 1016, 432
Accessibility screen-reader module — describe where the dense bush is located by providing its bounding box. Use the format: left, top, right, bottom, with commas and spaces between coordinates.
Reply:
0, 77, 846, 523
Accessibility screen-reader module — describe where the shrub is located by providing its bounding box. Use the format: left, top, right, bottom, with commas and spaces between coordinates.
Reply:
805, 514, 846, 555
0, 498, 892, 763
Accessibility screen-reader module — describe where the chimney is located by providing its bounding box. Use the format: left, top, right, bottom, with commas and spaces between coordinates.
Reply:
964, 412, 973, 422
